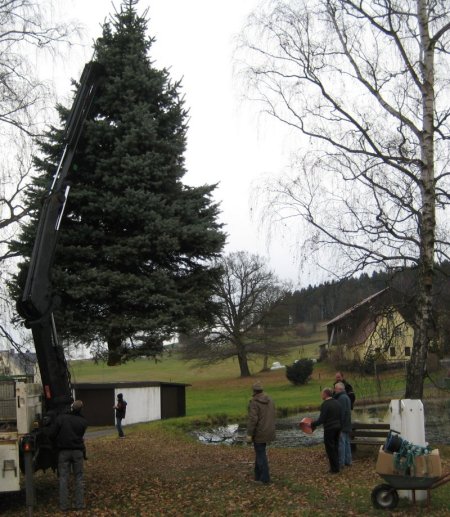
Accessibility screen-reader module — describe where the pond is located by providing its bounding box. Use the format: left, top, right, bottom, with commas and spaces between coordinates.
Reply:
192, 398, 450, 447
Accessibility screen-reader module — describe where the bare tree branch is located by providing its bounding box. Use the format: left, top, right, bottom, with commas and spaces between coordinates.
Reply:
180, 251, 291, 377
0, 0, 82, 350
238, 0, 450, 397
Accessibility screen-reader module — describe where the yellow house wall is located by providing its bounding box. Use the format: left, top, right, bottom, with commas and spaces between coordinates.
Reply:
344, 311, 414, 363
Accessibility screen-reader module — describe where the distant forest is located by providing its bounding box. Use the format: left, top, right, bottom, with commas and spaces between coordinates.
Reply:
284, 270, 389, 324
280, 264, 450, 337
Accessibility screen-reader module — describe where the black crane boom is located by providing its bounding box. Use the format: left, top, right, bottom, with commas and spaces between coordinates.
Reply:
18, 61, 104, 414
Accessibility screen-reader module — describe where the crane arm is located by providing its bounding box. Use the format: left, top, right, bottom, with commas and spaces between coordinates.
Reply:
18, 61, 104, 412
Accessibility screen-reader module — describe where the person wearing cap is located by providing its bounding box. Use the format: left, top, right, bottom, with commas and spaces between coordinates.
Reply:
50, 400, 88, 511
333, 371, 355, 409
334, 381, 352, 469
114, 393, 127, 438
246, 382, 276, 484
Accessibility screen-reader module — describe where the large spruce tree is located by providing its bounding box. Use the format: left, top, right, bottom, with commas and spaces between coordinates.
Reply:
11, 0, 225, 365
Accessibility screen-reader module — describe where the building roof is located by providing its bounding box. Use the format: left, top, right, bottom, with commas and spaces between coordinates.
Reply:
73, 381, 190, 390
325, 288, 389, 326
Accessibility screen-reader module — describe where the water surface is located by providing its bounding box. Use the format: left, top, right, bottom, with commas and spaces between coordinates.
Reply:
192, 399, 450, 447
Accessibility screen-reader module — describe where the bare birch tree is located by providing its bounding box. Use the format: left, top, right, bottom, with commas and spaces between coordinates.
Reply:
238, 0, 450, 397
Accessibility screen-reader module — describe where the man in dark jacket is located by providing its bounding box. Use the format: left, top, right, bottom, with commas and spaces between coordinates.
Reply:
246, 382, 276, 484
114, 393, 127, 438
334, 371, 355, 409
50, 400, 88, 511
311, 388, 342, 474
334, 382, 352, 468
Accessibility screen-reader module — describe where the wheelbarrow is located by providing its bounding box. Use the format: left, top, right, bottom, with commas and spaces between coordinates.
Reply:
371, 471, 450, 509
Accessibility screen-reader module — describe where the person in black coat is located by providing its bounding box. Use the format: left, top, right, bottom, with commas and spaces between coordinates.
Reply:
334, 382, 352, 468
334, 371, 356, 409
50, 400, 88, 511
311, 388, 342, 474
114, 393, 127, 438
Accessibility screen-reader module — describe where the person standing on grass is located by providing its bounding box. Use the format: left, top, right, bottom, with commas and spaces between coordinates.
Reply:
50, 400, 88, 511
114, 393, 127, 438
311, 388, 342, 474
334, 381, 352, 469
246, 382, 276, 484
334, 371, 356, 409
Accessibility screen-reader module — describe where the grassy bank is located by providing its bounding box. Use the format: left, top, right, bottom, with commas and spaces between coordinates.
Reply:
69, 348, 411, 421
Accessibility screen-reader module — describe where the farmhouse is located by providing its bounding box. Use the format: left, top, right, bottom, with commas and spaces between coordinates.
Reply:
325, 288, 414, 368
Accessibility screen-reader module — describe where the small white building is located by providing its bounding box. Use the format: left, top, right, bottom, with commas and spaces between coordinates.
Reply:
73, 381, 189, 426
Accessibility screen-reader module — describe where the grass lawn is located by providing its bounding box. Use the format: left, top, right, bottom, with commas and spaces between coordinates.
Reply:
1, 350, 448, 516
69, 349, 409, 420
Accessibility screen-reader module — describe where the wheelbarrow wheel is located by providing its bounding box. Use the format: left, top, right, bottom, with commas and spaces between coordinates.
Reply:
371, 483, 399, 510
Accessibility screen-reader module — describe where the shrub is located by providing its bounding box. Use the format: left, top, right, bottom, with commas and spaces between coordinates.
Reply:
285, 358, 314, 385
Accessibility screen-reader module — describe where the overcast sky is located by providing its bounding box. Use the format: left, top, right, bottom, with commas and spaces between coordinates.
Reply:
49, 0, 309, 287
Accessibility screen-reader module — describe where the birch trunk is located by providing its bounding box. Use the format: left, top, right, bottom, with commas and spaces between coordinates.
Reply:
406, 0, 436, 399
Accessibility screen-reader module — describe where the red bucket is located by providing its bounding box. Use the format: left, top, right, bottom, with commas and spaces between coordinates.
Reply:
299, 417, 313, 434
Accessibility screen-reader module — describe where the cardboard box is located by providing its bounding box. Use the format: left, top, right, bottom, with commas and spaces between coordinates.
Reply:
376, 446, 399, 475
376, 446, 442, 478
412, 449, 442, 478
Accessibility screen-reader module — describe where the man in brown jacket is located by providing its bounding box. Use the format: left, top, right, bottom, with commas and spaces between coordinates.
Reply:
246, 382, 276, 484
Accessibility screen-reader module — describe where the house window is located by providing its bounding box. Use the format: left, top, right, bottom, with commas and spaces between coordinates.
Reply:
389, 347, 396, 357
394, 327, 403, 337
380, 328, 387, 339
405, 347, 411, 357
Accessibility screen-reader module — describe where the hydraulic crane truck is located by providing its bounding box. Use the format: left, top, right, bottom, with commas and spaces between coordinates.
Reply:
0, 61, 104, 508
